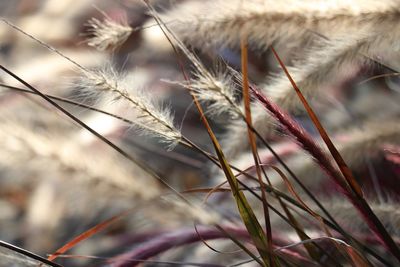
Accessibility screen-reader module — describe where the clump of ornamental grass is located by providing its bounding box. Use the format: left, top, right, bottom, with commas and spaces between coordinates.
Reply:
0, 1, 399, 267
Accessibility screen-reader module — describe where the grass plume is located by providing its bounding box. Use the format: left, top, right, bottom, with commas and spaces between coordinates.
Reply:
85, 12, 133, 51
78, 66, 182, 148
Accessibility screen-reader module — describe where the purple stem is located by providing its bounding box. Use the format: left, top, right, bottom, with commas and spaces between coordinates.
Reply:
250, 86, 349, 195
110, 225, 302, 267
250, 85, 400, 261
110, 226, 250, 267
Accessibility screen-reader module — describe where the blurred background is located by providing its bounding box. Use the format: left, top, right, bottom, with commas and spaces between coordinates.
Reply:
0, 0, 399, 266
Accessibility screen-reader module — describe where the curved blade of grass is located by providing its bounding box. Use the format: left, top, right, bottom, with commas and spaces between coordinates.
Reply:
47, 209, 132, 261
270, 46, 400, 262
276, 237, 372, 267
270, 166, 318, 218
182, 186, 231, 194
241, 38, 275, 267
272, 165, 355, 267
111, 225, 261, 267
251, 83, 398, 265
186, 162, 275, 203
270, 46, 362, 197
343, 245, 373, 267
194, 78, 270, 266
278, 203, 322, 264
269, 166, 322, 263
193, 223, 243, 255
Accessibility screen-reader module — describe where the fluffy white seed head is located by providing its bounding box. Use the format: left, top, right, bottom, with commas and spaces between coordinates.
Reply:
145, 5, 243, 119
161, 0, 400, 51
85, 16, 132, 51
188, 67, 243, 118
78, 66, 182, 149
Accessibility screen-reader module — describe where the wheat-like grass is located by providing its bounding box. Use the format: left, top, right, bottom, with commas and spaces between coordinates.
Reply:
78, 66, 182, 148
141, 3, 249, 120
177, 66, 243, 118
85, 14, 132, 51
162, 0, 400, 51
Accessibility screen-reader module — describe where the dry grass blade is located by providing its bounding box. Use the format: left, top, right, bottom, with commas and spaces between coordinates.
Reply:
249, 85, 394, 265
47, 209, 131, 261
268, 165, 324, 263
270, 166, 318, 219
270, 166, 349, 265
270, 46, 362, 198
270, 46, 400, 262
182, 186, 231, 194
191, 55, 270, 267
111, 225, 252, 267
241, 38, 276, 266
193, 223, 243, 255
342, 246, 373, 267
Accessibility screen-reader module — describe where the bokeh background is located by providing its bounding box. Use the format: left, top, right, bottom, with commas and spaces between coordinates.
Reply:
0, 1, 399, 266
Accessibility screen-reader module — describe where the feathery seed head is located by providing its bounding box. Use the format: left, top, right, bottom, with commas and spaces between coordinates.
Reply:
145, 4, 245, 119
147, 4, 243, 119
85, 16, 132, 51
78, 67, 182, 149
162, 0, 400, 51
189, 67, 243, 118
